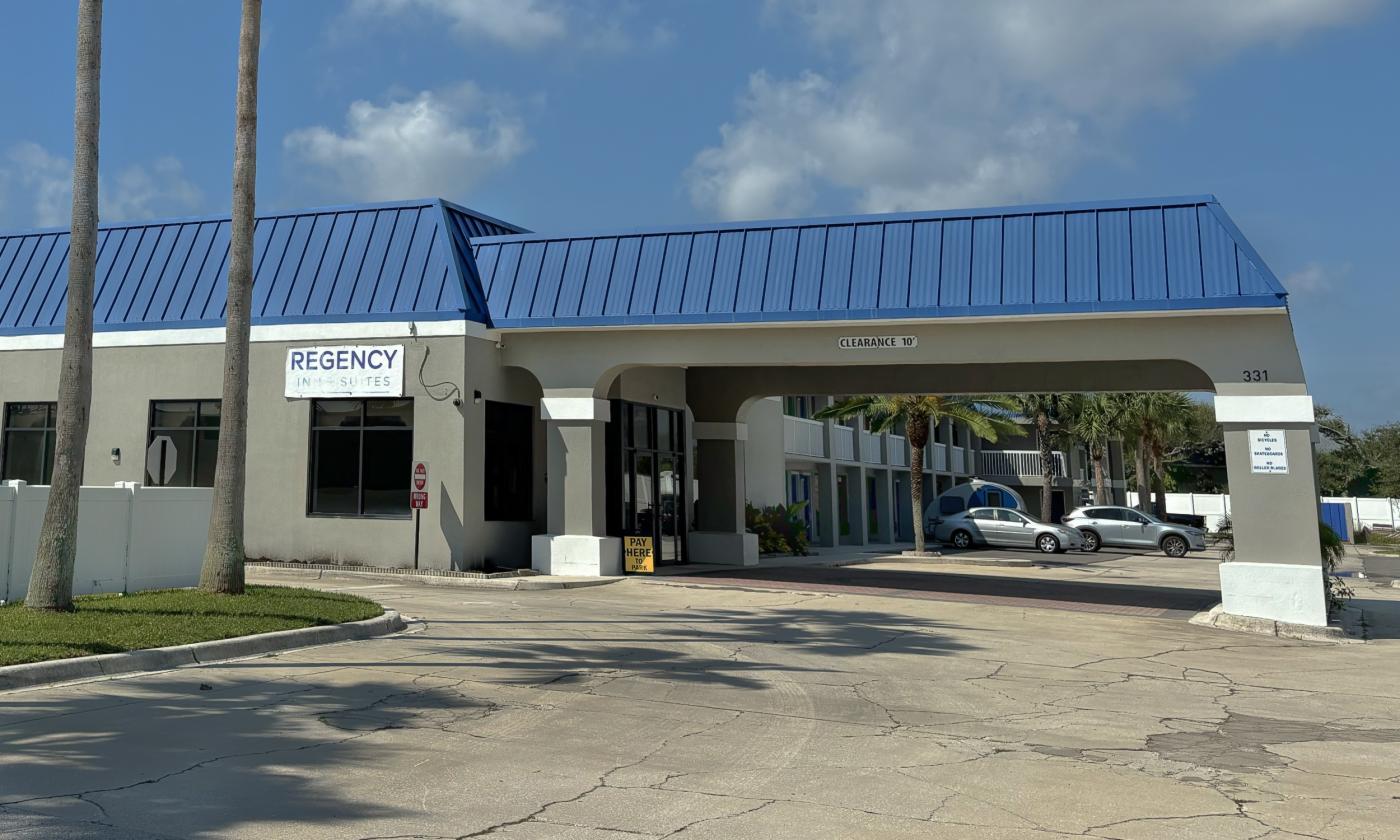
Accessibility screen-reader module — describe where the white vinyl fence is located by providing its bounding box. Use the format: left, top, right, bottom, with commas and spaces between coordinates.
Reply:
0, 481, 212, 602
1125, 492, 1400, 533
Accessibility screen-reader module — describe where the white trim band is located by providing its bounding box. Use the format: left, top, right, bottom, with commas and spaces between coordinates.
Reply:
540, 398, 610, 422
0, 320, 482, 351
692, 422, 748, 441
1219, 561, 1327, 627
1214, 395, 1314, 424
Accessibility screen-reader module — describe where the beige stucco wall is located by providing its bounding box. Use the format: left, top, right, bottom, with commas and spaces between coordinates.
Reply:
0, 332, 545, 571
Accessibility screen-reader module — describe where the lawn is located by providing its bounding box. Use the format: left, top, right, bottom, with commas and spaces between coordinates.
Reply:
0, 585, 384, 666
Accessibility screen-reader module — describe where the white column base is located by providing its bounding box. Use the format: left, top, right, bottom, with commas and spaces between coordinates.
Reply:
1219, 561, 1327, 627
688, 531, 760, 567
532, 535, 622, 577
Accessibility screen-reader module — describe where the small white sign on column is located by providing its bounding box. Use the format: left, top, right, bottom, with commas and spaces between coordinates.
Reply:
1249, 429, 1289, 475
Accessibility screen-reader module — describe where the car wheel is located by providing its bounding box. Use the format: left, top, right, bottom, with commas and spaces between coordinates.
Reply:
950, 530, 973, 550
1080, 529, 1102, 552
1161, 535, 1188, 558
1037, 533, 1061, 554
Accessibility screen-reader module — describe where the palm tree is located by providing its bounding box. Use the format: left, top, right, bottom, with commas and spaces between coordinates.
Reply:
26, 0, 102, 612
1122, 392, 1194, 516
815, 395, 1021, 554
200, 0, 261, 595
1009, 394, 1071, 522
1062, 394, 1130, 506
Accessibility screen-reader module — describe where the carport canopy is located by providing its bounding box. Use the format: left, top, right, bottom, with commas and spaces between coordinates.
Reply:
480, 195, 1326, 628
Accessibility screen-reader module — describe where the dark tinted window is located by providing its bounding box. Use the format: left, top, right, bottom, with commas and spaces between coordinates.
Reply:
485, 401, 533, 521
2, 402, 57, 484
148, 400, 221, 487
940, 496, 966, 515
995, 509, 1022, 523
309, 399, 414, 517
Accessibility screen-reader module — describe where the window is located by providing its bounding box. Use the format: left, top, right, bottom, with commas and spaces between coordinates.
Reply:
1086, 507, 1119, 520
147, 400, 221, 487
940, 496, 966, 515
970, 509, 997, 521
2, 402, 57, 484
995, 509, 1023, 523
484, 401, 533, 521
309, 399, 414, 517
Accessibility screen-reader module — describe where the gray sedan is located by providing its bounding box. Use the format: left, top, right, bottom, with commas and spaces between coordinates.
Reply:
1062, 505, 1209, 557
933, 507, 1086, 554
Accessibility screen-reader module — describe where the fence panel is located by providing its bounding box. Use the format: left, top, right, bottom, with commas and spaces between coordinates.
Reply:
128, 487, 214, 592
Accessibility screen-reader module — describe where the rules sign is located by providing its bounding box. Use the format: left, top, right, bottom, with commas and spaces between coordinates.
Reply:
623, 535, 655, 574
410, 461, 429, 509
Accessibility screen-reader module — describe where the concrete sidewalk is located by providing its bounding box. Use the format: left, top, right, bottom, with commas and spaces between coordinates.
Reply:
2, 568, 1399, 839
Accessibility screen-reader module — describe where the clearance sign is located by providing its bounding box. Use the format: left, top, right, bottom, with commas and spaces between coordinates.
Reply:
623, 535, 655, 574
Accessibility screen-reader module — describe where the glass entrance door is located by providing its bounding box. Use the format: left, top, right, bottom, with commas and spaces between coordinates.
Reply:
616, 402, 687, 565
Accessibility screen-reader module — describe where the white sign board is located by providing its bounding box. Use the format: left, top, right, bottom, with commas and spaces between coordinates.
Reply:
285, 345, 404, 399
838, 335, 918, 350
1249, 429, 1289, 475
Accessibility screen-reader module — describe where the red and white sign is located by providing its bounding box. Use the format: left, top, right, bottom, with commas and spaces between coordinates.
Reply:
411, 461, 429, 509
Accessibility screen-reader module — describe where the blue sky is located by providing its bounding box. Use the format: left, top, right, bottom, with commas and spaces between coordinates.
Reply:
1, 1, 1395, 427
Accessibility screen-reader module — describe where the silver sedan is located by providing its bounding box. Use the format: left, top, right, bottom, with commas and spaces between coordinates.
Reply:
933, 507, 1086, 554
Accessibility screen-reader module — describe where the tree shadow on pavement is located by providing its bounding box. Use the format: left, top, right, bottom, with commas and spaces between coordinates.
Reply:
0, 675, 477, 838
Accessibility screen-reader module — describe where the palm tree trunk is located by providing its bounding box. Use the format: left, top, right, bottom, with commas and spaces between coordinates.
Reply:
200, 0, 261, 594
905, 414, 933, 553
1151, 447, 1168, 518
1091, 443, 1108, 505
26, 0, 102, 612
1037, 412, 1054, 522
1134, 433, 1152, 512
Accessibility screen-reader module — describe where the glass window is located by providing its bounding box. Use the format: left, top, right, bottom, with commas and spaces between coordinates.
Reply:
484, 401, 533, 521
940, 496, 965, 515
309, 399, 414, 517
970, 509, 996, 521
147, 400, 221, 487
1085, 507, 1116, 520
2, 402, 57, 484
994, 509, 1022, 523
630, 403, 652, 449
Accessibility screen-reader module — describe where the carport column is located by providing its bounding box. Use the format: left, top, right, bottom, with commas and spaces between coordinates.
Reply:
874, 468, 895, 544
1215, 393, 1327, 627
691, 422, 760, 566
532, 395, 620, 576
848, 466, 869, 546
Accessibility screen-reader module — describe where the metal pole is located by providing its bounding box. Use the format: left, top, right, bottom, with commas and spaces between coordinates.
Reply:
413, 509, 420, 570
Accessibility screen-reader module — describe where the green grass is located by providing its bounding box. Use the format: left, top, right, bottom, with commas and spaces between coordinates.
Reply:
0, 585, 383, 667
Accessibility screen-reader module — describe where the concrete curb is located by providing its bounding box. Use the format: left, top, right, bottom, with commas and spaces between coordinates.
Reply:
859, 554, 1039, 568
251, 565, 623, 591
0, 610, 408, 693
1189, 604, 1361, 643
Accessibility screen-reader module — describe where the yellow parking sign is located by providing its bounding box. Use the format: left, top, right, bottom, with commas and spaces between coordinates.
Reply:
623, 535, 654, 574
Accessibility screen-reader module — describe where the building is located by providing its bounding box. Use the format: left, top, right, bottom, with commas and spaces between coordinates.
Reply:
0, 195, 1331, 626
743, 398, 1128, 544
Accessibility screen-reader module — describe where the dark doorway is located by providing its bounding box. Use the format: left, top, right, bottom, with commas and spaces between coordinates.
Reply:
609, 401, 687, 565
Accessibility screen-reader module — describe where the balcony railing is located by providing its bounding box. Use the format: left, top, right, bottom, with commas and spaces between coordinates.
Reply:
933, 442, 948, 472
951, 445, 966, 474
887, 434, 908, 468
783, 416, 826, 458
859, 431, 883, 464
831, 425, 855, 462
979, 450, 1067, 477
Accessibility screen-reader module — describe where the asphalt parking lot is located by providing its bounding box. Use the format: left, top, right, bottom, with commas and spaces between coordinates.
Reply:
6, 565, 1400, 839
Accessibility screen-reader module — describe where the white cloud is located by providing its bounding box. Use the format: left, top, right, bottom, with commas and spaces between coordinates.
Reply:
283, 85, 528, 202
689, 0, 1376, 220
348, 0, 566, 48
1284, 261, 1351, 295
0, 143, 202, 228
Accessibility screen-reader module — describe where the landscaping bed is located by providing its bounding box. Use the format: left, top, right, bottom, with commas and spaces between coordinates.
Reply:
0, 585, 383, 666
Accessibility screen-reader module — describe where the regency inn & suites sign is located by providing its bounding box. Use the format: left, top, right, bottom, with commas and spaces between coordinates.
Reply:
285, 345, 405, 399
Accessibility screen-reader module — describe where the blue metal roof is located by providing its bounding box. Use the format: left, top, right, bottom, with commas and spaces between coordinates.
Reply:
0, 198, 523, 335
470, 195, 1289, 328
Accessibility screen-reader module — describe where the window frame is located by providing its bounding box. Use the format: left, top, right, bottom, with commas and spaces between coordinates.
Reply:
146, 399, 222, 487
1, 401, 58, 485
306, 398, 415, 520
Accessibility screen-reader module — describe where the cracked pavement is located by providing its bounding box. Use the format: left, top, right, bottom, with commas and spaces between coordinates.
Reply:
3, 567, 1400, 839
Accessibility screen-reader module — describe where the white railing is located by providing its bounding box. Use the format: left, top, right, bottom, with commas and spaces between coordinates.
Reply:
783, 416, 826, 458
951, 445, 967, 474
859, 431, 882, 464
933, 443, 948, 472
979, 449, 1067, 477
887, 434, 908, 468
831, 424, 856, 462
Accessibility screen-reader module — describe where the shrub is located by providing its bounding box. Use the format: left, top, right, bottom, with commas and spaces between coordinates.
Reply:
746, 501, 811, 556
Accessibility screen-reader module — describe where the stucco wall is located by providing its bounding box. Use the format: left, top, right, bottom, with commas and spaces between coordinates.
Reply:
0, 332, 545, 571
